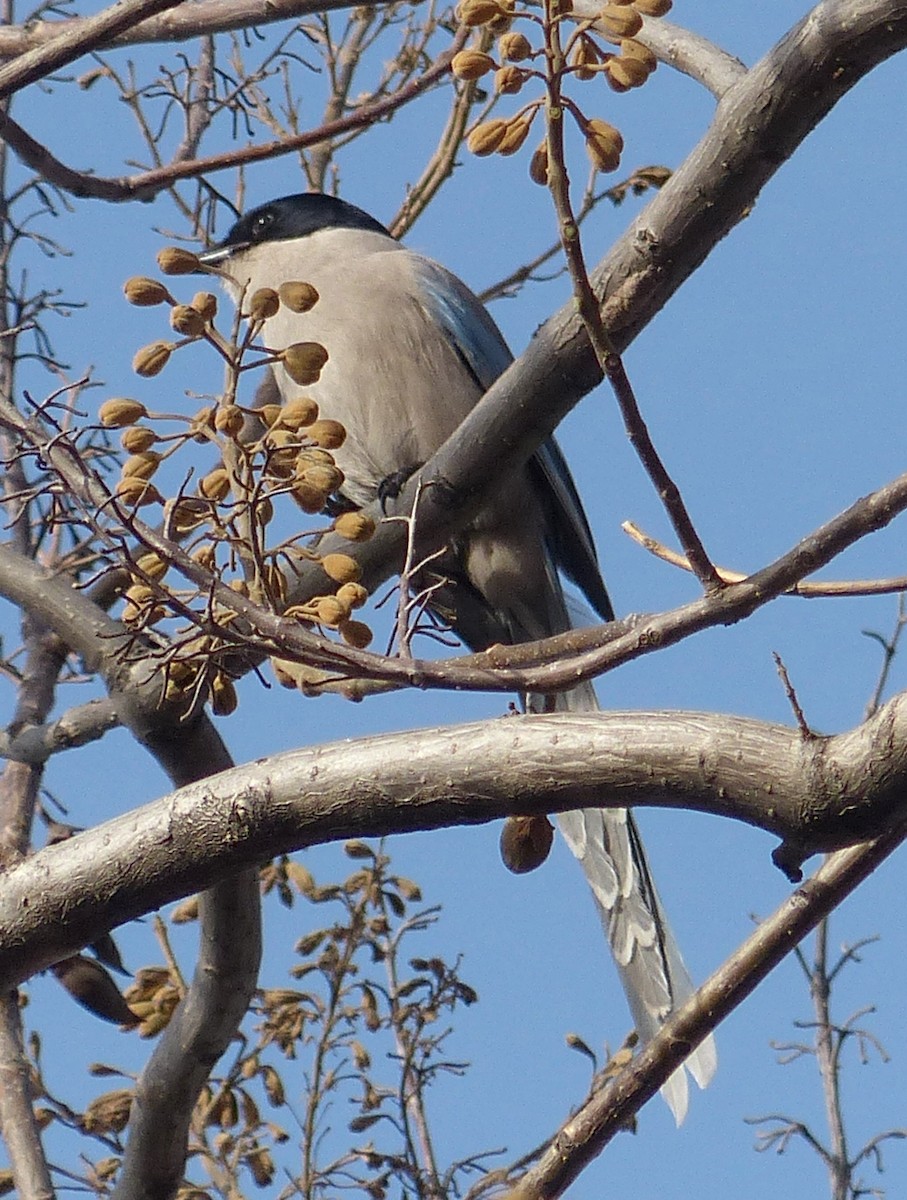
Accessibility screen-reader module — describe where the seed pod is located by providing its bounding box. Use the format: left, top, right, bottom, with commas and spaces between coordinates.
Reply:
620, 37, 657, 71
190, 405, 216, 443
584, 117, 624, 172
100, 398, 148, 428
121, 451, 161, 480
498, 118, 531, 156
529, 139, 549, 185
321, 553, 361, 584
301, 463, 344, 494
248, 287, 280, 322
123, 276, 171, 307
306, 418, 346, 449
83, 1089, 135, 1133
606, 54, 649, 88
169, 497, 210, 532
498, 30, 532, 61
339, 619, 373, 649
199, 467, 230, 501
466, 118, 509, 156
494, 65, 527, 95
571, 36, 601, 80
120, 425, 157, 452
125, 583, 155, 606
157, 246, 201, 275
115, 477, 162, 507
135, 552, 168, 581
133, 341, 173, 378
457, 0, 504, 26
192, 291, 218, 319
170, 304, 207, 337
598, 3, 642, 38
282, 342, 329, 386
488, 0, 515, 32
258, 403, 283, 428
334, 510, 376, 542
171, 894, 200, 923
500, 814, 554, 873
211, 673, 238, 716
291, 481, 327, 513
278, 281, 320, 312
214, 404, 245, 436
278, 396, 319, 429
192, 543, 216, 569
336, 581, 368, 609
633, 0, 671, 14
246, 1146, 276, 1188
265, 447, 297, 478
451, 49, 496, 80
315, 595, 350, 627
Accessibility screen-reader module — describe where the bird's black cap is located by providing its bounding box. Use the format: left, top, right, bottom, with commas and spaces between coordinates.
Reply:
199, 193, 390, 263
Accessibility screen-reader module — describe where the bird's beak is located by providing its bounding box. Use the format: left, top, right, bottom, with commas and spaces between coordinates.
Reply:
195, 244, 234, 268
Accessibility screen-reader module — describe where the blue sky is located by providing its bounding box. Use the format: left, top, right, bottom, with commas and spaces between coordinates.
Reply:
3, 1, 907, 1195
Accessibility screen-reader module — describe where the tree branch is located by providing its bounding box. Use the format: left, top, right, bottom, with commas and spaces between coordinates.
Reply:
0, 0, 186, 100
503, 829, 907, 1199
3, 697, 907, 991
0, 0, 358, 58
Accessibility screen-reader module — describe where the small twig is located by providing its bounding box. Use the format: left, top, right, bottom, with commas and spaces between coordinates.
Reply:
539, 0, 721, 593
863, 594, 907, 719
153, 914, 188, 996
0, 30, 467, 202
772, 652, 814, 740
623, 519, 907, 599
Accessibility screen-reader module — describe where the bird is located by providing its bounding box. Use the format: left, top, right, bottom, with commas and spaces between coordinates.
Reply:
198, 192, 717, 1121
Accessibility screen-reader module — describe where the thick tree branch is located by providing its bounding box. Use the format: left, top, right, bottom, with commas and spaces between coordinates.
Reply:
632, 15, 747, 98
0, 697, 121, 764
0, 0, 355, 58
2, 698, 907, 992
0, 0, 186, 100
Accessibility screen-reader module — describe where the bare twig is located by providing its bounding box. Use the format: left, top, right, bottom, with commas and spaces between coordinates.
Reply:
623, 520, 907, 599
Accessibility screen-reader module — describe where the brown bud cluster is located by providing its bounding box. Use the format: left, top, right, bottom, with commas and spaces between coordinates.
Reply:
124, 967, 182, 1038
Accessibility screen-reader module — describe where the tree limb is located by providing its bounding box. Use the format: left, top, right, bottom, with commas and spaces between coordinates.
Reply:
3, 698, 907, 991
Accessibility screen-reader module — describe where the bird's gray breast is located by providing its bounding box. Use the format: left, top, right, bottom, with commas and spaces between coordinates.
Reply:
225, 230, 482, 506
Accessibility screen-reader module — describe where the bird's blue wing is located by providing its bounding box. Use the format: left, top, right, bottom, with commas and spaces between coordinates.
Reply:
414, 257, 613, 623
414, 259, 513, 392
530, 440, 614, 622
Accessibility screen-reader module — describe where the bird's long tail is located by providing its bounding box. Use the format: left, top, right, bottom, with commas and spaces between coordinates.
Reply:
550, 679, 717, 1124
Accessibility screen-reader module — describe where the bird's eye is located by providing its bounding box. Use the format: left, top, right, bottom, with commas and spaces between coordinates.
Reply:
251, 211, 274, 241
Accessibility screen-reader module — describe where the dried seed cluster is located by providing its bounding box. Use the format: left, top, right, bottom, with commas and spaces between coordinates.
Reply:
103, 257, 381, 711
454, 0, 672, 180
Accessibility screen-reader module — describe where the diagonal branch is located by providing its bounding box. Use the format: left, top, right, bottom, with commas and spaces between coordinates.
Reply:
504, 828, 907, 1200
0, 0, 186, 100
